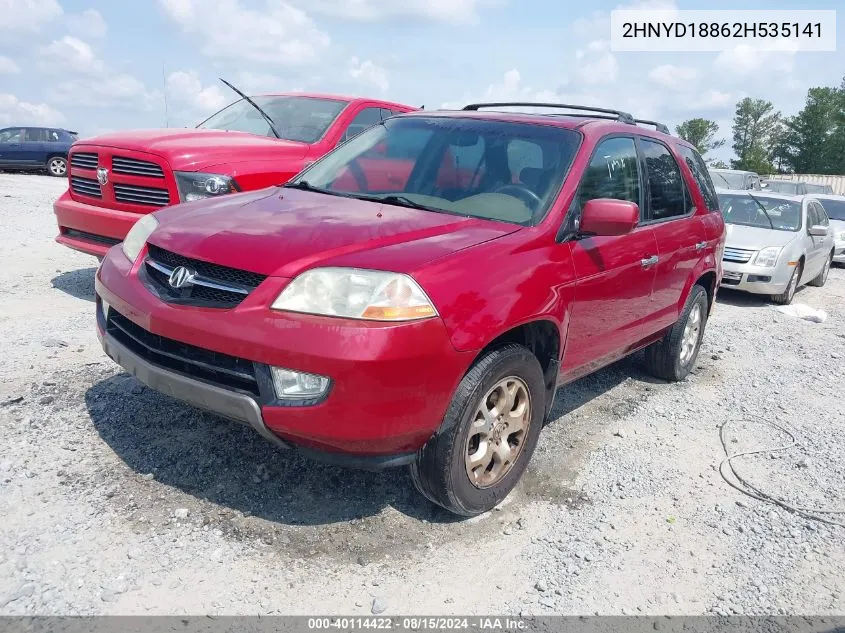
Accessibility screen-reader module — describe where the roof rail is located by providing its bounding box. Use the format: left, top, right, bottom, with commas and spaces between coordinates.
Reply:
461, 102, 636, 125
634, 119, 671, 135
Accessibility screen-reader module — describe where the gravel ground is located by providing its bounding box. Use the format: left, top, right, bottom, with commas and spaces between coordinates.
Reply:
1, 173, 843, 616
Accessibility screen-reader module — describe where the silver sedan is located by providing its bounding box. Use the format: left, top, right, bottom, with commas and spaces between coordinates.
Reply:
715, 188, 836, 304
814, 194, 845, 265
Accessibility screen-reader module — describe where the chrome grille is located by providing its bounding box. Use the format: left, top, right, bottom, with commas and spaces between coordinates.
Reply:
113, 183, 170, 207
70, 176, 102, 199
70, 152, 98, 170
722, 247, 754, 263
112, 156, 164, 178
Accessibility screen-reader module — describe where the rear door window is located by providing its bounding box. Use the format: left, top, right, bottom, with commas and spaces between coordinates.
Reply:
640, 138, 689, 221
677, 145, 720, 211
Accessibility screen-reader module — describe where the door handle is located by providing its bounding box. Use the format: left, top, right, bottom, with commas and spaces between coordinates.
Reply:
641, 255, 659, 267
695, 241, 708, 251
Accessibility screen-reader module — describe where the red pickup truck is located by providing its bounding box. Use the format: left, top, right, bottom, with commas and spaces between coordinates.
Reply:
54, 91, 416, 258
94, 103, 725, 516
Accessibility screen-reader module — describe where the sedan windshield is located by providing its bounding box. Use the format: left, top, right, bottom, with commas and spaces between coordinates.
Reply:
197, 96, 348, 143
287, 116, 581, 225
718, 193, 802, 231
709, 171, 746, 189
763, 181, 800, 194
818, 198, 845, 221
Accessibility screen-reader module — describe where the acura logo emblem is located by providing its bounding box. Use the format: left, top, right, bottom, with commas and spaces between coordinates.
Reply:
168, 266, 195, 289
96, 167, 109, 186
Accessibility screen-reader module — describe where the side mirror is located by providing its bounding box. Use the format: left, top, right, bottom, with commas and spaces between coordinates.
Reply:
579, 199, 640, 237
808, 225, 828, 237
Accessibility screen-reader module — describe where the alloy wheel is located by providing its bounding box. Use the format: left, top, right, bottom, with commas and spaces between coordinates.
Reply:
49, 158, 66, 177
679, 303, 702, 366
465, 376, 531, 489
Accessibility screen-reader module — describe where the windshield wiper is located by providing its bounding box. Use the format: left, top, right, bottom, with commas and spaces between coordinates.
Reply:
218, 77, 282, 139
348, 194, 452, 214
282, 180, 349, 198
746, 193, 775, 230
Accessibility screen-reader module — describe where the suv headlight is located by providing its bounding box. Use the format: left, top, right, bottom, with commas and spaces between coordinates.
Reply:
271, 268, 437, 321
121, 214, 158, 262
753, 246, 782, 268
174, 171, 238, 202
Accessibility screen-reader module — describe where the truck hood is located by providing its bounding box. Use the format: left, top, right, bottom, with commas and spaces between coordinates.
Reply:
724, 223, 799, 249
77, 129, 308, 171
147, 188, 520, 277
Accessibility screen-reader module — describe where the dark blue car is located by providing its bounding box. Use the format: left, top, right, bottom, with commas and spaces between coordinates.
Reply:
0, 126, 78, 177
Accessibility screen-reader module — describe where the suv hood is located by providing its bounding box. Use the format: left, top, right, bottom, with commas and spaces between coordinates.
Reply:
724, 223, 799, 249
147, 188, 520, 277
76, 129, 308, 171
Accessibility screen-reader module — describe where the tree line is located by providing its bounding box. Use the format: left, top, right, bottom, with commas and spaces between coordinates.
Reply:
674, 74, 845, 175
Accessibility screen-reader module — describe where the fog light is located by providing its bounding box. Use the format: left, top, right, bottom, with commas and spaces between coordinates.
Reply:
270, 367, 330, 400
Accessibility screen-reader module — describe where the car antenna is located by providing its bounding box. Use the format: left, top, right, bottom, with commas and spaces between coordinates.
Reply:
217, 77, 282, 139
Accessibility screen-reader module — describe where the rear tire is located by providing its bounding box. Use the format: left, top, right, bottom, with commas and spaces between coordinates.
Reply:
47, 156, 67, 177
643, 284, 709, 382
410, 344, 545, 516
772, 262, 802, 305
808, 253, 832, 287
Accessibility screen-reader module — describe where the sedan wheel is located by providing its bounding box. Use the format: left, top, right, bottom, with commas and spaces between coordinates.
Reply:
773, 263, 801, 305
809, 254, 832, 287
48, 157, 67, 177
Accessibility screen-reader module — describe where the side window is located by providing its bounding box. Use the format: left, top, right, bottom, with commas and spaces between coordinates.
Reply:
379, 108, 395, 120
25, 128, 48, 142
640, 138, 688, 221
342, 107, 383, 143
0, 128, 24, 143
813, 202, 829, 226
807, 204, 819, 228
577, 137, 641, 211
48, 129, 62, 142
678, 145, 719, 211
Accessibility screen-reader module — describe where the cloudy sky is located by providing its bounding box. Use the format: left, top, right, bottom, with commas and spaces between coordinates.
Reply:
0, 0, 842, 163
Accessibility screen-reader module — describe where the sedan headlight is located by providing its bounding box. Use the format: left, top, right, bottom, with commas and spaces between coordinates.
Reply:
837, 230, 845, 241
753, 246, 782, 268
121, 214, 158, 263
174, 171, 238, 202
271, 267, 437, 321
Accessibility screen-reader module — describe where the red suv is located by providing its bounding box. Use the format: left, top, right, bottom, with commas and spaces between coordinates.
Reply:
94, 103, 725, 516
54, 91, 416, 258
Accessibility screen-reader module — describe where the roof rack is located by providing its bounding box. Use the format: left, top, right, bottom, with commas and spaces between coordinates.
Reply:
461, 102, 636, 125
635, 119, 671, 135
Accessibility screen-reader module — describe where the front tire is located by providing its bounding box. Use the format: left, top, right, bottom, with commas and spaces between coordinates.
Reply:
808, 253, 832, 287
47, 156, 67, 177
644, 284, 709, 382
410, 344, 546, 516
772, 262, 802, 305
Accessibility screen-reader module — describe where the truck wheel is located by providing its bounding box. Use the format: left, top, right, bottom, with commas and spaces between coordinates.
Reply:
772, 262, 802, 305
410, 344, 545, 516
644, 284, 709, 382
808, 253, 832, 287
47, 157, 67, 177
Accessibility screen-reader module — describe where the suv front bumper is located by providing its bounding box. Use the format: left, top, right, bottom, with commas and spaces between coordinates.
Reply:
94, 247, 474, 468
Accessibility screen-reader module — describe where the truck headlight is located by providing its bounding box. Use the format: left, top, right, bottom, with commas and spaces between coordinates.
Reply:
753, 246, 782, 268
121, 214, 158, 263
271, 267, 437, 321
174, 171, 238, 202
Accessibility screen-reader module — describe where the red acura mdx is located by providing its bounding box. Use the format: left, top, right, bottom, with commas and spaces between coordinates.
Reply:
94, 103, 725, 516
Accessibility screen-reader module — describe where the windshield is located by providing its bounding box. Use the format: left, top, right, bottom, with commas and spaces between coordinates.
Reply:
803, 182, 831, 194
197, 96, 348, 143
818, 198, 845, 221
709, 170, 746, 189
763, 180, 799, 194
288, 116, 581, 225
718, 193, 802, 231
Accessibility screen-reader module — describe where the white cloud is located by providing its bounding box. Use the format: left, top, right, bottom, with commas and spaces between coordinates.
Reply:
166, 70, 229, 120
0, 0, 62, 31
0, 94, 65, 126
0, 56, 21, 74
713, 45, 796, 76
232, 72, 289, 94
52, 74, 160, 112
573, 51, 618, 85
648, 65, 698, 91
292, 0, 499, 23
159, 0, 330, 66
67, 9, 108, 39
348, 57, 389, 94
40, 36, 104, 74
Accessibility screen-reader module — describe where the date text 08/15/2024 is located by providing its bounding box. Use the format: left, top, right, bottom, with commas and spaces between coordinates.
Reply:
306, 617, 528, 630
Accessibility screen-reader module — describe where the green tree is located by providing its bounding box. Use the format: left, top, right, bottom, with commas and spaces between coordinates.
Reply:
731, 98, 781, 173
675, 118, 725, 156
777, 87, 843, 174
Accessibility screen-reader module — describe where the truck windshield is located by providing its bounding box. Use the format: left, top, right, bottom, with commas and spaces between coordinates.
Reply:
718, 193, 802, 231
288, 116, 581, 226
197, 96, 348, 143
